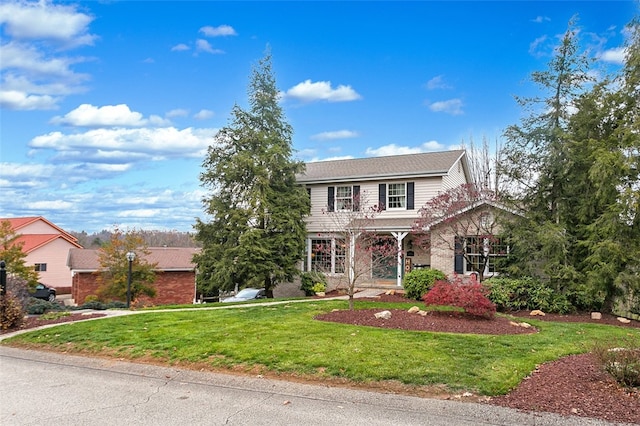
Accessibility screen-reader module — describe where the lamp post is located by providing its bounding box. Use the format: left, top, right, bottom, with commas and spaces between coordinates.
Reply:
126, 251, 135, 308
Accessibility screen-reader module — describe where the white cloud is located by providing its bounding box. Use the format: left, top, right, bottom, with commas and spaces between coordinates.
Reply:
310, 130, 359, 141
0, 89, 58, 110
194, 109, 214, 120
29, 127, 218, 161
196, 39, 224, 54
171, 43, 190, 52
200, 25, 237, 37
365, 141, 445, 157
308, 155, 354, 162
599, 47, 627, 64
0, 1, 94, 110
166, 109, 189, 118
283, 80, 362, 103
531, 16, 550, 24
0, 175, 205, 232
528, 35, 548, 57
428, 99, 464, 115
426, 75, 452, 90
0, 0, 96, 47
29, 200, 74, 210
51, 104, 143, 127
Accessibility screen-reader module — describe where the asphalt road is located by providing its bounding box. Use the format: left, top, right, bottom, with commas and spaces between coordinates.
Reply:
0, 346, 618, 426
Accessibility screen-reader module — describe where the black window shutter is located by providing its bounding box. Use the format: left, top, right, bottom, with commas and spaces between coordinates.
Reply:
407, 182, 415, 210
327, 186, 335, 212
353, 185, 360, 211
454, 236, 464, 274
378, 184, 386, 211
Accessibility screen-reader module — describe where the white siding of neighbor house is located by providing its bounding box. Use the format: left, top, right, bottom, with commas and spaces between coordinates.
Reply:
441, 158, 468, 190
26, 238, 77, 289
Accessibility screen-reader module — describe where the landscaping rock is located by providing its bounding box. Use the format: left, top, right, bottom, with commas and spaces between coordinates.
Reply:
408, 306, 420, 314
617, 317, 631, 324
530, 310, 546, 316
591, 312, 602, 320
374, 310, 392, 320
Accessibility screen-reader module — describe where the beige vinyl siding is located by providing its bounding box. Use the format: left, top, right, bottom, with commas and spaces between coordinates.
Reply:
307, 177, 449, 230
441, 159, 468, 190
411, 177, 444, 211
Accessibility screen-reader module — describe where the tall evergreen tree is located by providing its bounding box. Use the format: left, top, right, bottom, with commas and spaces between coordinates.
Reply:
573, 20, 640, 311
194, 51, 310, 297
499, 18, 593, 298
502, 17, 640, 312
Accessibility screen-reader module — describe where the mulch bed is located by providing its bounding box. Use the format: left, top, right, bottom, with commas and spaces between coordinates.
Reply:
316, 309, 538, 335
320, 291, 640, 424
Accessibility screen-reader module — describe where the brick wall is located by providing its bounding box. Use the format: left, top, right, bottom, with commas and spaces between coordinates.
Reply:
72, 270, 195, 306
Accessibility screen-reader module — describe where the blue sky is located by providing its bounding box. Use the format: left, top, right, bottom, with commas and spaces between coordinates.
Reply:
0, 1, 637, 234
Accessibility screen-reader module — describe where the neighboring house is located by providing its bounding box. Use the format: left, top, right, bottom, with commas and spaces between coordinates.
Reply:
67, 247, 200, 306
1, 216, 83, 292
297, 150, 474, 287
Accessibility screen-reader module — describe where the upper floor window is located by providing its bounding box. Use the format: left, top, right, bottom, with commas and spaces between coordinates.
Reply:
327, 185, 360, 212
378, 182, 414, 211
34, 263, 47, 272
387, 183, 406, 209
336, 186, 353, 210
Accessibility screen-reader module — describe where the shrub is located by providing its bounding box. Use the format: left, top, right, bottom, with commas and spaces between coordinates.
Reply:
300, 271, 327, 296
593, 337, 640, 389
312, 282, 326, 293
423, 277, 496, 319
26, 298, 65, 315
39, 311, 71, 321
76, 300, 108, 310
485, 276, 573, 314
84, 294, 100, 303
0, 294, 25, 330
403, 268, 447, 300
73, 300, 128, 310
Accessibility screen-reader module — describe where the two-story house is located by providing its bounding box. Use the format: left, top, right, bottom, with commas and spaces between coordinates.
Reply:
297, 150, 472, 288
1, 216, 83, 292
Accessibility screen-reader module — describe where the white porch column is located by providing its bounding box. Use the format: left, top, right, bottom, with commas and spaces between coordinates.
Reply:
348, 231, 358, 285
392, 232, 408, 287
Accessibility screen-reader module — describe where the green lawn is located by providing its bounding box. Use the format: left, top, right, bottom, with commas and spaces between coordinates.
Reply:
4, 299, 639, 395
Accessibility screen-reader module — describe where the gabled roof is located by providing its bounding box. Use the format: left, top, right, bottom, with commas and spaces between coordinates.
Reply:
297, 150, 469, 184
18, 234, 82, 252
422, 200, 522, 231
1, 216, 82, 252
67, 247, 200, 271
1, 216, 77, 241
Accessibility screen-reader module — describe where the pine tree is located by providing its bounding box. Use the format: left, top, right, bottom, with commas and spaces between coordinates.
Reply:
499, 18, 592, 296
194, 51, 310, 297
573, 20, 640, 311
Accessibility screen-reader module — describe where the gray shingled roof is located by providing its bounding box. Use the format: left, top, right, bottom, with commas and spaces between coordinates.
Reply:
297, 150, 466, 184
67, 247, 200, 271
